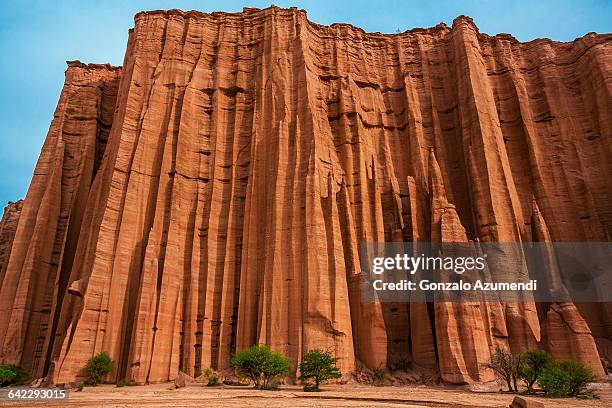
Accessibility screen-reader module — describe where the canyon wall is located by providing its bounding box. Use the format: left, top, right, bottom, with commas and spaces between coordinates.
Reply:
0, 7, 610, 385
0, 200, 22, 285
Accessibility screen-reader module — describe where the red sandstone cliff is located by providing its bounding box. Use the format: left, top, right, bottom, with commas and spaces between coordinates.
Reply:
0, 7, 610, 385
0, 200, 22, 285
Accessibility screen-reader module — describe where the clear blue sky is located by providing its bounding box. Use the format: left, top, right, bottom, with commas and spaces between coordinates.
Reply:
1, 0, 610, 206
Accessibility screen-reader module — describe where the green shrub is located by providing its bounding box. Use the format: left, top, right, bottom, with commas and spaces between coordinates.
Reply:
85, 352, 114, 385
557, 359, 594, 397
0, 366, 17, 387
538, 359, 595, 397
484, 347, 521, 392
538, 364, 571, 397
264, 378, 281, 390
230, 345, 290, 390
202, 367, 222, 386
303, 383, 321, 392
298, 349, 342, 391
116, 379, 126, 387
0, 365, 27, 387
518, 349, 552, 394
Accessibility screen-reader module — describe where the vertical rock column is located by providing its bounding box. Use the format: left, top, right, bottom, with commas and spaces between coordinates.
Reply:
0, 63, 121, 377
0, 200, 23, 285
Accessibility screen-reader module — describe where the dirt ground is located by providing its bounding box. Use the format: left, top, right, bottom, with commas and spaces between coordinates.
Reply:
1, 383, 610, 408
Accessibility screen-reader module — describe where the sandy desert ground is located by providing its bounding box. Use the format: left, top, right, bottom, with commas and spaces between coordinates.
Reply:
1, 383, 610, 408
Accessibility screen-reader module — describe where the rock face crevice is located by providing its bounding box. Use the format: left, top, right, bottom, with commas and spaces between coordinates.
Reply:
0, 7, 609, 385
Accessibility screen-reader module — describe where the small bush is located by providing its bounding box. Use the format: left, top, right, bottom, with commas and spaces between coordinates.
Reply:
85, 352, 114, 385
116, 379, 126, 387
230, 345, 290, 390
0, 365, 26, 387
76, 383, 84, 392
538, 364, 571, 397
518, 349, 552, 394
298, 349, 342, 391
0, 366, 17, 387
202, 367, 222, 386
264, 378, 281, 390
373, 365, 387, 384
538, 359, 595, 397
484, 347, 521, 392
303, 383, 321, 392
557, 359, 594, 397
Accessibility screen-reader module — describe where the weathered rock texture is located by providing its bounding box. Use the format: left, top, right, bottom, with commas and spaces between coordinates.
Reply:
0, 200, 23, 285
0, 7, 610, 385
